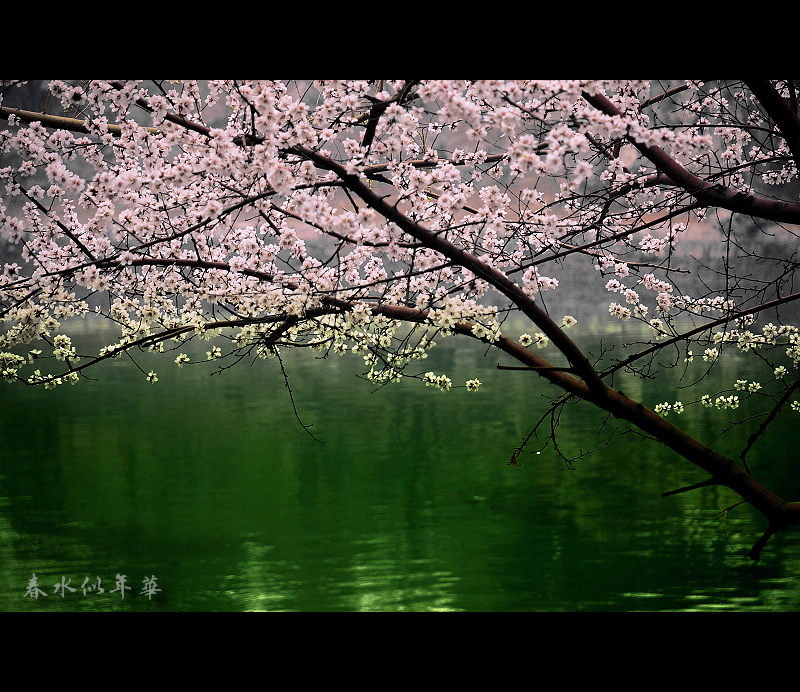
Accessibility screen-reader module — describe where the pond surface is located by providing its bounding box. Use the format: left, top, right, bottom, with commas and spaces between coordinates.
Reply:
2, 319, 800, 611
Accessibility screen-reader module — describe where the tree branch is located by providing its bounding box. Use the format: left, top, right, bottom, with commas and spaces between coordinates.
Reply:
291, 144, 608, 397
745, 80, 800, 171
599, 290, 800, 379
582, 88, 800, 226
747, 524, 777, 560
0, 105, 159, 137
661, 477, 718, 497
739, 378, 800, 472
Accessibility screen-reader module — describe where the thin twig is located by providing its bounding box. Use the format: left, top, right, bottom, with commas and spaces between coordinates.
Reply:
739, 378, 800, 472
661, 477, 718, 497
275, 348, 325, 444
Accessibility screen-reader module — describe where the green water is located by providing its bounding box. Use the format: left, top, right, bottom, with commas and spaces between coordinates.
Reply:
2, 321, 800, 611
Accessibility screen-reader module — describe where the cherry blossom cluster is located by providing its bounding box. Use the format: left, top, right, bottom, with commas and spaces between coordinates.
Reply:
0, 79, 797, 410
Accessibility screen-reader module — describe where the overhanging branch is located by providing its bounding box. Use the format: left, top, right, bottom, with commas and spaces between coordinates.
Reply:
582, 88, 800, 226
745, 80, 800, 171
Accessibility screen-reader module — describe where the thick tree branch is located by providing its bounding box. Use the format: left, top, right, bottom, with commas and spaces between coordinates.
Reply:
748, 525, 778, 560
290, 144, 608, 397
745, 80, 800, 171
360, 80, 419, 152
582, 89, 800, 225
0, 105, 159, 137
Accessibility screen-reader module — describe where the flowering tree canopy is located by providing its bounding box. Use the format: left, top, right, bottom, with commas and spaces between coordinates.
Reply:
2, 79, 800, 558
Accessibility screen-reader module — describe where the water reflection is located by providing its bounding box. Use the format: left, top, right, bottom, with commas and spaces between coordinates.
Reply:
1, 322, 800, 611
